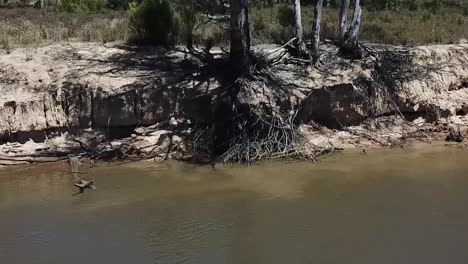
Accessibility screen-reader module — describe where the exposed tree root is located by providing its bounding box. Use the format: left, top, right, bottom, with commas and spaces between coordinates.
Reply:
189, 60, 340, 164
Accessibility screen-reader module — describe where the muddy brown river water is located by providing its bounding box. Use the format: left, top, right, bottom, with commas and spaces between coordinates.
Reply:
1, 145, 468, 264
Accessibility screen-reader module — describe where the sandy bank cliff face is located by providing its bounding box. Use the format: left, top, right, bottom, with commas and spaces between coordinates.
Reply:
0, 42, 467, 162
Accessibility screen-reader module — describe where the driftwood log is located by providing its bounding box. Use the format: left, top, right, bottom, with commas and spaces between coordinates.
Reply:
0, 155, 66, 163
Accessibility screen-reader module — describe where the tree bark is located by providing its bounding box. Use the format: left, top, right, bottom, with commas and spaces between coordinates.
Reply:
293, 0, 308, 58
346, 0, 362, 46
338, 0, 350, 41
341, 0, 363, 58
230, 0, 251, 74
311, 0, 324, 65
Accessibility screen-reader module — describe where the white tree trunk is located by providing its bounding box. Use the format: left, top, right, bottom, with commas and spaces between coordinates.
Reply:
341, 0, 363, 58
338, 0, 350, 41
346, 0, 362, 45
230, 0, 251, 74
40, 0, 45, 9
293, 0, 307, 58
311, 0, 324, 64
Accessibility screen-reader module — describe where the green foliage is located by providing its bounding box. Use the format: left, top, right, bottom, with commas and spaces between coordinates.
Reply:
2, 1, 468, 49
429, 0, 443, 12
249, 4, 467, 46
0, 8, 128, 49
380, 13, 393, 23
250, 5, 295, 44
1, 38, 11, 54
362, 23, 399, 44
192, 0, 227, 14
407, 0, 423, 11
388, 0, 402, 10
128, 0, 177, 46
178, 0, 199, 47
366, 0, 389, 10
277, 5, 294, 28
252, 13, 267, 32
106, 0, 131, 10
463, 2, 468, 16
55, 0, 105, 13
420, 11, 432, 22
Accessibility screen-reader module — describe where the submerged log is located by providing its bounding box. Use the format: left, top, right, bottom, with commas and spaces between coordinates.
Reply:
0, 156, 65, 163
0, 160, 30, 166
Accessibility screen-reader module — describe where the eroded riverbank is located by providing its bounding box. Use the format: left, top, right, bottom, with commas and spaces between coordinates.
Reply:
1, 145, 468, 263
0, 42, 467, 164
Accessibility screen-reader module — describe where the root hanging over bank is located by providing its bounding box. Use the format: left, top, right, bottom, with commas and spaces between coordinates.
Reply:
221, 110, 303, 163
192, 65, 339, 164
221, 112, 337, 163
192, 106, 336, 164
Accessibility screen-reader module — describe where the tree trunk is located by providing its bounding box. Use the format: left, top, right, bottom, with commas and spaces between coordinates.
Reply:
338, 0, 350, 41
311, 0, 324, 65
40, 0, 45, 9
341, 0, 363, 58
293, 0, 308, 58
346, 0, 362, 46
230, 0, 251, 74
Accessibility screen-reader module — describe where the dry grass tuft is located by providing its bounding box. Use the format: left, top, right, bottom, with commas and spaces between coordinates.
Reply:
1, 5, 467, 50
250, 5, 468, 46
0, 8, 128, 49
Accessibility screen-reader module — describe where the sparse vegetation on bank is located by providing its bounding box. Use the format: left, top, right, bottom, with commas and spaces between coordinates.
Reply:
1, 1, 467, 50
252, 5, 468, 45
0, 8, 127, 49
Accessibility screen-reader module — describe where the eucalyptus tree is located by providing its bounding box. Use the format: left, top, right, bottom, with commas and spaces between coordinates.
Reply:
338, 0, 350, 41
293, 0, 308, 58
342, 0, 363, 56
230, 0, 252, 74
311, 0, 324, 64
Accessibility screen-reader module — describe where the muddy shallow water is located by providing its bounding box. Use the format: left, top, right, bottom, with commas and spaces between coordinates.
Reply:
1, 145, 468, 264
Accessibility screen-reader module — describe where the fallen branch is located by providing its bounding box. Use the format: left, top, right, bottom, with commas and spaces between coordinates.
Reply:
266, 37, 297, 58
0, 156, 66, 163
